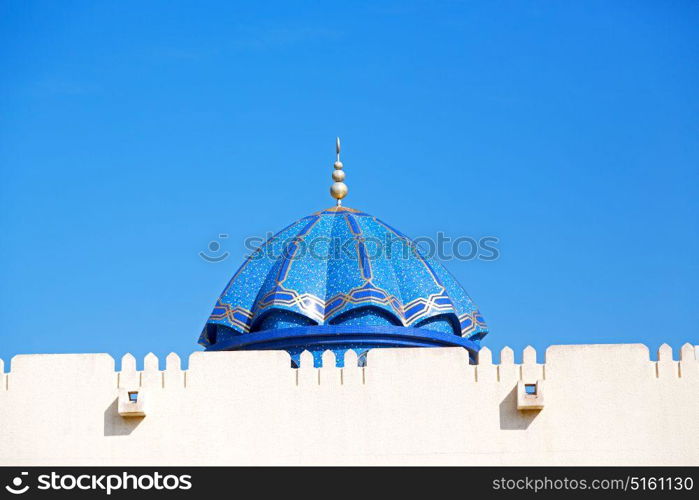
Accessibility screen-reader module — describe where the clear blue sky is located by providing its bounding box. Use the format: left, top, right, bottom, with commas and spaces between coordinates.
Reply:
1, 0, 697, 368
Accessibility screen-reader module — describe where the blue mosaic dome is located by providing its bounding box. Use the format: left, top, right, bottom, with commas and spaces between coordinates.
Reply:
200, 206, 487, 364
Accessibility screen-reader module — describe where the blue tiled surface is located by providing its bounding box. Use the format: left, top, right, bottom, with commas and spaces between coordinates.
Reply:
199, 206, 488, 348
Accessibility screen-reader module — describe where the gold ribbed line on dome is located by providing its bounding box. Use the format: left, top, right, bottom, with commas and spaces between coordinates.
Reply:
330, 137, 348, 206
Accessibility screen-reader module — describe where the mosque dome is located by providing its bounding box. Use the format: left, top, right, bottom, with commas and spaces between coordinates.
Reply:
199, 139, 488, 365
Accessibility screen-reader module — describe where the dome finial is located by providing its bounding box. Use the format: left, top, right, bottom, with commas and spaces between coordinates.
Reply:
330, 136, 348, 206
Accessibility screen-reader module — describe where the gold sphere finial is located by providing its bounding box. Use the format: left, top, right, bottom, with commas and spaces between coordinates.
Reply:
330, 181, 348, 201
330, 136, 347, 206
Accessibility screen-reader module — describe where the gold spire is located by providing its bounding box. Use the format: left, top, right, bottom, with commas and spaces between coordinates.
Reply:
330, 137, 348, 206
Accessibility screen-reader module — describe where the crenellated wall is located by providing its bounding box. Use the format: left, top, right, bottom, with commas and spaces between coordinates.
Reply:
0, 343, 697, 465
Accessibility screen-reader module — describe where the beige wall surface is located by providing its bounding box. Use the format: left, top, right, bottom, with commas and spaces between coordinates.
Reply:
0, 343, 697, 466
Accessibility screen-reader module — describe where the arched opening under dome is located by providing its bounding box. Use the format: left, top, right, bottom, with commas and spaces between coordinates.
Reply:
251, 309, 317, 333
328, 306, 402, 328
414, 313, 462, 336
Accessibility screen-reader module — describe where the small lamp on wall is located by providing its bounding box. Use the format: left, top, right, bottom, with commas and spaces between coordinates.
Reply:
118, 388, 147, 417
517, 380, 544, 411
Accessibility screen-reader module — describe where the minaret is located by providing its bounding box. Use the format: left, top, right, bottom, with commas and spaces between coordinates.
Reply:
330, 137, 348, 206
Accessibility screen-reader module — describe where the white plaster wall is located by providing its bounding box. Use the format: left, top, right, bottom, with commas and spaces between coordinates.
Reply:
0, 343, 697, 465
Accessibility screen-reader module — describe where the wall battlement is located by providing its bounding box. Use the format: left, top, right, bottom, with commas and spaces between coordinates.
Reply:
0, 343, 697, 465
1, 343, 697, 391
